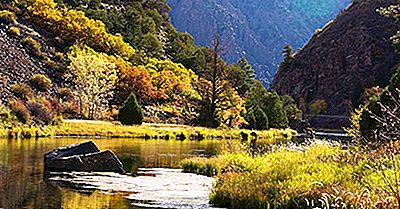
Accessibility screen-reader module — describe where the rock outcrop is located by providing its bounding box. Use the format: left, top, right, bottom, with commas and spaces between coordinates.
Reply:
272, 0, 399, 118
167, 0, 350, 82
44, 141, 125, 173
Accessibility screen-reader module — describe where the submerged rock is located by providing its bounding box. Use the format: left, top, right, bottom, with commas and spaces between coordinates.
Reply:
44, 141, 125, 173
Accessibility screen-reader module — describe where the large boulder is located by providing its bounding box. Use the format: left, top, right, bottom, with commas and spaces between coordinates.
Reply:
44, 141, 125, 173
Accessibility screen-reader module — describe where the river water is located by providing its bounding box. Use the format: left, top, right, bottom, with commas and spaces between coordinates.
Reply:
0, 138, 225, 209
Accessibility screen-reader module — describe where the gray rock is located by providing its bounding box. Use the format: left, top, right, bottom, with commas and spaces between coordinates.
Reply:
44, 141, 125, 173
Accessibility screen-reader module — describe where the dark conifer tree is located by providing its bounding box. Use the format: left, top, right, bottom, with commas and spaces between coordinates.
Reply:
118, 94, 144, 125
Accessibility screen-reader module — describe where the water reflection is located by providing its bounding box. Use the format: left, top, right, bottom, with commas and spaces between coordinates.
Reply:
47, 169, 215, 209
0, 138, 222, 209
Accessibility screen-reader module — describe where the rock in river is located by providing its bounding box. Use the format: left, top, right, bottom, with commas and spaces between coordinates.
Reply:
44, 141, 125, 173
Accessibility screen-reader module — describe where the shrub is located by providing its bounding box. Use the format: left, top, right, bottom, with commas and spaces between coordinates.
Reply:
11, 83, 33, 100
8, 26, 20, 36
22, 36, 42, 57
55, 52, 65, 61
182, 143, 358, 208
0, 10, 16, 24
45, 58, 58, 69
310, 99, 328, 116
29, 74, 52, 92
26, 100, 53, 125
118, 94, 144, 125
62, 102, 80, 119
10, 100, 31, 124
57, 88, 74, 101
0, 102, 13, 125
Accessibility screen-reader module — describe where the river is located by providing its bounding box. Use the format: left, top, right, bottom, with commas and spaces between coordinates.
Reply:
0, 138, 226, 209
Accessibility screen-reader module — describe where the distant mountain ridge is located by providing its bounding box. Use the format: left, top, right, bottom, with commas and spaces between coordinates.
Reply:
167, 0, 350, 82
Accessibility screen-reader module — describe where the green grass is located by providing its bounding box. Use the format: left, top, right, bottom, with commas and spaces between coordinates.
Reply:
181, 141, 400, 208
0, 120, 296, 141
0, 125, 53, 138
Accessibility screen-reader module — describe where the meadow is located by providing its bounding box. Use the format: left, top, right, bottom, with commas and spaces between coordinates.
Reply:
0, 120, 295, 142
181, 140, 400, 208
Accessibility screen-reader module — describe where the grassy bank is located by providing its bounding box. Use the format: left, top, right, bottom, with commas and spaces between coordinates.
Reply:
0, 120, 295, 142
181, 141, 399, 208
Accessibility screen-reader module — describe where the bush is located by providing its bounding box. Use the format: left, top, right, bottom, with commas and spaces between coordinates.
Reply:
8, 26, 20, 36
182, 143, 361, 208
22, 36, 43, 57
118, 94, 144, 125
11, 83, 33, 100
26, 100, 53, 125
10, 100, 31, 124
0, 10, 16, 24
57, 88, 74, 101
29, 74, 52, 92
310, 99, 328, 116
45, 58, 58, 70
0, 102, 13, 125
62, 102, 80, 119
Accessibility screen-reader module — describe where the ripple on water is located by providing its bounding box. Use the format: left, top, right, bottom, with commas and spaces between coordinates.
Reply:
47, 168, 221, 209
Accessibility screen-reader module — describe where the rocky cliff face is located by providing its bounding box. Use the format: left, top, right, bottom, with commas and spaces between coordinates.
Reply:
167, 0, 350, 82
272, 0, 399, 116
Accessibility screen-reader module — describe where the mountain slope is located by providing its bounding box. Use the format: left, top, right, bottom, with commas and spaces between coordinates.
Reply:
0, 27, 51, 102
167, 0, 350, 82
272, 0, 399, 116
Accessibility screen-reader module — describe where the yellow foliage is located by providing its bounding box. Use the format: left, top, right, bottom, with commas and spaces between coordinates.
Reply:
66, 45, 118, 119
145, 59, 200, 100
25, 0, 135, 59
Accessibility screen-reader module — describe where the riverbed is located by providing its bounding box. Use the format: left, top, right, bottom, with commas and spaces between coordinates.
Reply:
0, 138, 225, 209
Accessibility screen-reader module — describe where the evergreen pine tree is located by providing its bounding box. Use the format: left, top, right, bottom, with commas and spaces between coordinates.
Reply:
237, 57, 256, 85
278, 44, 295, 71
118, 94, 144, 125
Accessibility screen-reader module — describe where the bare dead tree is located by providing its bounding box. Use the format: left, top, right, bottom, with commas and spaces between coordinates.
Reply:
367, 88, 400, 142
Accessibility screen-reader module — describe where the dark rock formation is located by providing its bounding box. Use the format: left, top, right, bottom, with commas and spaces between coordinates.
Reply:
167, 0, 350, 82
44, 141, 125, 173
272, 0, 399, 119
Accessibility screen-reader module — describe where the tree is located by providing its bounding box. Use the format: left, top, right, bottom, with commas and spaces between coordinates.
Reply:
118, 94, 144, 125
245, 81, 288, 129
226, 64, 247, 96
360, 66, 400, 141
282, 95, 303, 126
379, 5, 400, 49
358, 5, 400, 141
195, 34, 227, 128
112, 56, 157, 103
66, 45, 118, 119
237, 57, 256, 86
226, 58, 256, 97
245, 97, 269, 130
262, 91, 289, 129
145, 59, 200, 101
310, 99, 328, 116
26, 0, 135, 59
278, 44, 295, 71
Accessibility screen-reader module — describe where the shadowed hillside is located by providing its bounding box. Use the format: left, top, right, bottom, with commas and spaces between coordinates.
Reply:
272, 0, 399, 119
168, 0, 350, 83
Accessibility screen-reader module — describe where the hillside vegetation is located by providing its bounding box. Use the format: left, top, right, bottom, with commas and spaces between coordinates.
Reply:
168, 0, 350, 82
272, 0, 399, 124
0, 0, 301, 130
